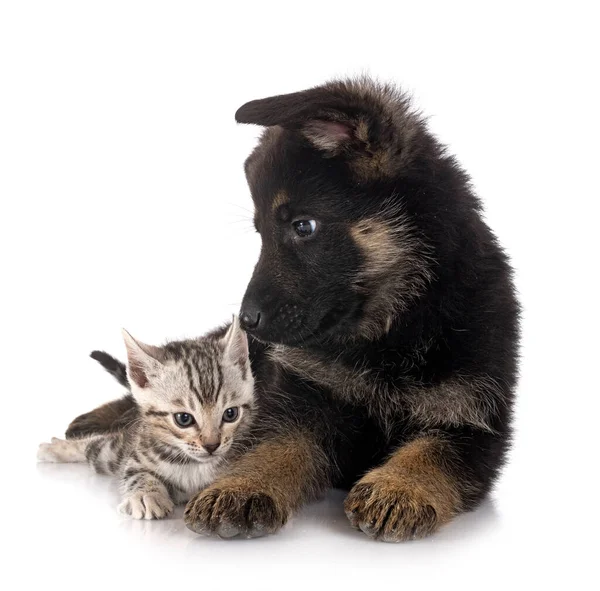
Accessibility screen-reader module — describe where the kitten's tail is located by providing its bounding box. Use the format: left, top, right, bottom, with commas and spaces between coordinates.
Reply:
90, 351, 130, 389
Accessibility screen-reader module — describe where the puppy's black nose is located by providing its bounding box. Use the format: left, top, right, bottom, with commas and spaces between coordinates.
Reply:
203, 441, 220, 454
240, 306, 261, 331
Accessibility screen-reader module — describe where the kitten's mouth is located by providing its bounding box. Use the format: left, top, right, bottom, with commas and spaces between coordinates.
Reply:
188, 454, 213, 462
186, 450, 223, 463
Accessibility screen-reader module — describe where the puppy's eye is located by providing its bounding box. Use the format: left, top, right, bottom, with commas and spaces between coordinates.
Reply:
292, 219, 317, 238
174, 412, 195, 428
222, 407, 239, 423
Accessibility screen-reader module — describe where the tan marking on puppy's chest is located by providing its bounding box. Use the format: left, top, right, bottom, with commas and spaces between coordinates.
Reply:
270, 346, 502, 433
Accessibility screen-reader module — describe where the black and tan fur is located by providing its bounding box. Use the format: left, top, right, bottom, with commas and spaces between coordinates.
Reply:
40, 319, 255, 519
67, 78, 519, 540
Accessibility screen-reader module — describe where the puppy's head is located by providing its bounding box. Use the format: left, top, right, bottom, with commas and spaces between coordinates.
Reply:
237, 78, 437, 346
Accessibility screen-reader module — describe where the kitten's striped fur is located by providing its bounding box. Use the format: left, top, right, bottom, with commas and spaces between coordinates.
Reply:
38, 318, 255, 520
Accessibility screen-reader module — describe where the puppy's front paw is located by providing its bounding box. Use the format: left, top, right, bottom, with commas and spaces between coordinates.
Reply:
119, 491, 174, 520
184, 481, 287, 539
344, 478, 443, 542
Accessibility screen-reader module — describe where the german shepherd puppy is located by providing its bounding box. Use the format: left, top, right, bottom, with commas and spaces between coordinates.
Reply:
67, 78, 519, 541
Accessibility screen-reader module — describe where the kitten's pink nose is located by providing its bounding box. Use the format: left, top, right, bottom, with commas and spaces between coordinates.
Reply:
202, 440, 221, 454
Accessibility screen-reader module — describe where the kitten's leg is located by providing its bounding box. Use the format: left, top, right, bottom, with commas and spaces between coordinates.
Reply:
65, 395, 136, 439
84, 431, 127, 475
118, 461, 174, 520
38, 432, 126, 477
38, 437, 89, 463
184, 430, 330, 538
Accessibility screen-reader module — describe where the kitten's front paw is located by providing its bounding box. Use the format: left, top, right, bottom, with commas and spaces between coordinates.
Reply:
184, 481, 287, 539
119, 491, 174, 520
344, 478, 443, 542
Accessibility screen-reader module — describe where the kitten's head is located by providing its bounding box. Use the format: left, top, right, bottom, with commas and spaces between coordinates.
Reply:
122, 317, 255, 463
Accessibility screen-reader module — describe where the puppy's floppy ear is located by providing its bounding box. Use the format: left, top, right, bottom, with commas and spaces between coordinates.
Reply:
121, 329, 165, 389
235, 86, 361, 155
235, 78, 417, 176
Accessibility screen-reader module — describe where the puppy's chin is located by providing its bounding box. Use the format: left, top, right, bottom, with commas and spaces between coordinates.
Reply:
246, 327, 318, 348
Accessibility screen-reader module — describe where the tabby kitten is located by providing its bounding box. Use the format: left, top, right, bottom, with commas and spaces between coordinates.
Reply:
38, 317, 255, 520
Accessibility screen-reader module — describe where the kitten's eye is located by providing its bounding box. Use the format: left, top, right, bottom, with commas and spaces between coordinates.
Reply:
174, 412, 195, 428
222, 407, 239, 423
292, 219, 317, 238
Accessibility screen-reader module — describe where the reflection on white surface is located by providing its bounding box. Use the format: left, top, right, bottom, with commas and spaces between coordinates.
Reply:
27, 375, 594, 591
33, 462, 501, 560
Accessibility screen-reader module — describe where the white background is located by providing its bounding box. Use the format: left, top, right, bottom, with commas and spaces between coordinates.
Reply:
1, 1, 599, 589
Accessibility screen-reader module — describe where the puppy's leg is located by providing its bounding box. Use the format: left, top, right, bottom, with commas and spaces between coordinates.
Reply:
65, 395, 136, 439
344, 430, 496, 541
184, 430, 330, 538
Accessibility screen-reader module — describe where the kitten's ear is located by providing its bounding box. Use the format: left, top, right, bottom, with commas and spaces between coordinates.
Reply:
220, 315, 249, 370
121, 329, 164, 388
